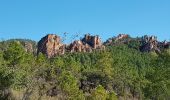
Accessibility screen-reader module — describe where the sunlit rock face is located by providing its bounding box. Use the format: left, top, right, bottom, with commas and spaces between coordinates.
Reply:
69, 34, 105, 53
37, 34, 105, 57
36, 33, 170, 57
81, 34, 105, 50
69, 40, 92, 53
81, 34, 102, 49
140, 35, 160, 53
37, 34, 65, 58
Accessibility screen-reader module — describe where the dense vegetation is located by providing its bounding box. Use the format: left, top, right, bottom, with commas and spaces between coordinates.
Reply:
0, 40, 170, 100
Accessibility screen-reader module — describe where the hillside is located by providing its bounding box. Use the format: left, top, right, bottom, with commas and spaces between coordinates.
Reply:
0, 34, 170, 100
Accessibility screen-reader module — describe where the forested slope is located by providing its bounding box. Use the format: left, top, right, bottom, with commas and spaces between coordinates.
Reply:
0, 36, 170, 100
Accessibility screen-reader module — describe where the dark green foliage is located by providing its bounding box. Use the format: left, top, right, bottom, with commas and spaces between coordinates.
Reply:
3, 41, 25, 67
0, 40, 169, 100
1, 39, 36, 50
144, 50, 170, 99
127, 39, 141, 50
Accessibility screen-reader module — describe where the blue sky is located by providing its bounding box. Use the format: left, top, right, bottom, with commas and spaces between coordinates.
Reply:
0, 0, 170, 43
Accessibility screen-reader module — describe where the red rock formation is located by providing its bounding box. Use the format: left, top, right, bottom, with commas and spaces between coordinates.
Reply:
69, 34, 105, 53
37, 34, 65, 58
70, 40, 84, 52
37, 34, 105, 57
69, 40, 92, 53
82, 34, 103, 49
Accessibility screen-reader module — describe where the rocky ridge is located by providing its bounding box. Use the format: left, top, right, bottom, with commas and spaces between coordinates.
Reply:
36, 34, 170, 58
0, 33, 169, 58
37, 34, 105, 58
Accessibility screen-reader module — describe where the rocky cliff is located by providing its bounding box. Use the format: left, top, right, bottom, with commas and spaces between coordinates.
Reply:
37, 34, 170, 58
81, 34, 103, 49
37, 34, 105, 57
37, 34, 65, 58
69, 34, 105, 53
140, 35, 160, 53
69, 40, 92, 53
104, 34, 129, 46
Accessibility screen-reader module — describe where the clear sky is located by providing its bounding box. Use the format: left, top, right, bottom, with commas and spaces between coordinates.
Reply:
0, 0, 170, 42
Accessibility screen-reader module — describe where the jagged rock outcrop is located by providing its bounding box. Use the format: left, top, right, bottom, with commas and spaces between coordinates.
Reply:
140, 35, 160, 53
37, 34, 65, 58
37, 33, 169, 57
69, 34, 105, 53
81, 34, 103, 49
104, 34, 169, 53
37, 34, 105, 57
161, 40, 170, 49
69, 40, 92, 53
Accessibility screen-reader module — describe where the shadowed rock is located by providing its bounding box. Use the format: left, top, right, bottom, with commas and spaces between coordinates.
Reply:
140, 35, 160, 53
161, 40, 170, 49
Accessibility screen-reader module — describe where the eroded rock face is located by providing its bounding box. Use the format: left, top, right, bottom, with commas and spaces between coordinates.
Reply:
69, 34, 105, 53
36, 33, 170, 57
82, 34, 103, 49
37, 34, 105, 57
69, 40, 92, 53
37, 34, 65, 58
140, 35, 160, 53
70, 40, 84, 52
